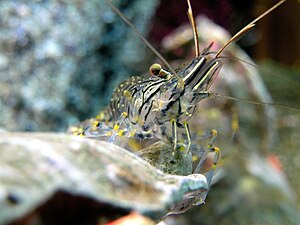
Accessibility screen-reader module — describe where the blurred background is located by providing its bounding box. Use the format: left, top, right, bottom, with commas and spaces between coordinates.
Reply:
0, 0, 299, 224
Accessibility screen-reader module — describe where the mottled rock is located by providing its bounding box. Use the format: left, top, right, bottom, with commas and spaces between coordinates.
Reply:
0, 0, 158, 132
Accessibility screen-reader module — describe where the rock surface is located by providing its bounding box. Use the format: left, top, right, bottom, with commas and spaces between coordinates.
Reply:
0, 0, 158, 132
0, 132, 207, 224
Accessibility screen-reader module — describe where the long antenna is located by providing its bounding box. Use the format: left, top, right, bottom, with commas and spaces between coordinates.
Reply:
105, 0, 183, 84
187, 0, 200, 57
213, 93, 300, 112
215, 0, 286, 58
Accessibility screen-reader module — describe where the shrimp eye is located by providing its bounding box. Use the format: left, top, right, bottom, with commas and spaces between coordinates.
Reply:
149, 63, 170, 78
149, 63, 162, 76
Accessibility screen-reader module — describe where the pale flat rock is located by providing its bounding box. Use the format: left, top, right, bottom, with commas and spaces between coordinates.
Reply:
0, 132, 208, 224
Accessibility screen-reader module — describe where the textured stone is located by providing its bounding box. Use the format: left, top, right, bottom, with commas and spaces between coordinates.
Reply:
0, 0, 159, 132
